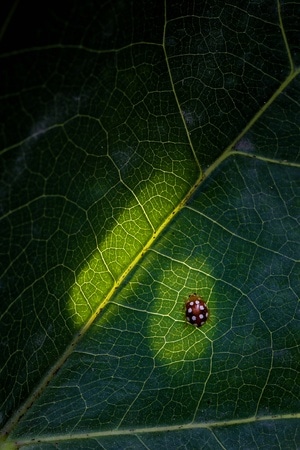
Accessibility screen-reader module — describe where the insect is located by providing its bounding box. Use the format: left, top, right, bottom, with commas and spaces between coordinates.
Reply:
185, 293, 209, 327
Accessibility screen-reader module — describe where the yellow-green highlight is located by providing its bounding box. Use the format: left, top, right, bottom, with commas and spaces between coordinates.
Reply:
147, 264, 216, 372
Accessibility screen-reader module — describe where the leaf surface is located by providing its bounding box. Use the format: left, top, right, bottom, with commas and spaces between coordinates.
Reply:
0, 1, 299, 449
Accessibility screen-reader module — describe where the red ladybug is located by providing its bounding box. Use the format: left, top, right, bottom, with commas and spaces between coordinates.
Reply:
185, 293, 209, 327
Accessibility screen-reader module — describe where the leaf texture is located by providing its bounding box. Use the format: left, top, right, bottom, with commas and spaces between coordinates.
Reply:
0, 1, 299, 449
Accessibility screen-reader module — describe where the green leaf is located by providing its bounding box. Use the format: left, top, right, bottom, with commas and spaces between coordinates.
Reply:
1, 1, 299, 449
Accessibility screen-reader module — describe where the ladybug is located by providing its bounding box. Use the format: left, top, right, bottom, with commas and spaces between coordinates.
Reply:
185, 293, 209, 327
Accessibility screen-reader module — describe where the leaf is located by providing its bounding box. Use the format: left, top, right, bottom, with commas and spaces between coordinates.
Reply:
1, 1, 299, 449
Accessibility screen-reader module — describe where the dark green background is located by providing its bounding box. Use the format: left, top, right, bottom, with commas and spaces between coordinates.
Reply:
0, 1, 299, 449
